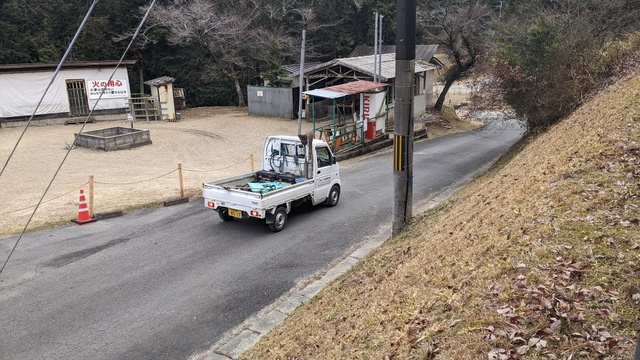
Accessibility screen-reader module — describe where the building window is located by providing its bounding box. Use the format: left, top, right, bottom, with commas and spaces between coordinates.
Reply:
66, 80, 90, 116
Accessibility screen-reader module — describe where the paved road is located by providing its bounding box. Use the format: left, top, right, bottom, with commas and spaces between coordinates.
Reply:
0, 115, 524, 360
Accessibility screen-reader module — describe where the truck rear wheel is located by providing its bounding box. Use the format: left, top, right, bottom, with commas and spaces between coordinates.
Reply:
326, 185, 340, 207
218, 208, 234, 221
268, 206, 287, 232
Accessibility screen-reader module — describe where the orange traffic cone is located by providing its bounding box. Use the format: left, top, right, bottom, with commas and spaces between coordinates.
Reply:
71, 189, 97, 225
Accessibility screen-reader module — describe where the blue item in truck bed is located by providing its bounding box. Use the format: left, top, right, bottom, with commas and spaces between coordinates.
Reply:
247, 181, 287, 194
295, 177, 307, 183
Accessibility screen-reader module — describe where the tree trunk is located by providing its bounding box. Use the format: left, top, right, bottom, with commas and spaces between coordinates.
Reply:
434, 77, 456, 111
230, 72, 245, 107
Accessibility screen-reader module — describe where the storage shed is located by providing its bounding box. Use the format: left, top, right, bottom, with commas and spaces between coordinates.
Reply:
0, 60, 136, 127
143, 76, 178, 121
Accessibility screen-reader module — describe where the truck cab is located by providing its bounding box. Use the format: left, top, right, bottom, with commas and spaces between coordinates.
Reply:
261, 135, 339, 205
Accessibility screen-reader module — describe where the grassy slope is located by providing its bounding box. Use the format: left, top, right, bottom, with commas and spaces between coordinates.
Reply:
241, 71, 640, 359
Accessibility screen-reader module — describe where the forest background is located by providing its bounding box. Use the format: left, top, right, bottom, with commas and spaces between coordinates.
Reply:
1, 0, 639, 131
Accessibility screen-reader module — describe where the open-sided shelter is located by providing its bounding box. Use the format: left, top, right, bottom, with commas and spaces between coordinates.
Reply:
303, 80, 390, 154
292, 53, 436, 122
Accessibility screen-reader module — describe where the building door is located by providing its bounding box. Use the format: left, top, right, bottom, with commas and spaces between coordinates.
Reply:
66, 80, 90, 116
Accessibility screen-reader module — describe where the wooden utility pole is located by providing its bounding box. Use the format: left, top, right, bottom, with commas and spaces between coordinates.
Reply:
392, 0, 416, 236
178, 163, 184, 198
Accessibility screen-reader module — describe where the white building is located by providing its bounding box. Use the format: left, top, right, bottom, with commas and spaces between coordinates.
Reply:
0, 60, 136, 127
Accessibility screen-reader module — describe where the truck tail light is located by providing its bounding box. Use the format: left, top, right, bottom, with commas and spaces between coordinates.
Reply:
250, 210, 259, 217
207, 201, 215, 208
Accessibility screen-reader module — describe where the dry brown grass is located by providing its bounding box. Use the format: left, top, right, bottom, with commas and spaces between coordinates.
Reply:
240, 73, 640, 357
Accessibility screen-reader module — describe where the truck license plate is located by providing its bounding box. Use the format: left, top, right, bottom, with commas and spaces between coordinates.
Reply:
228, 208, 243, 218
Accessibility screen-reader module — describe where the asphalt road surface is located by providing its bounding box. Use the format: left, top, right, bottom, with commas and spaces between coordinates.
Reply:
0, 115, 524, 360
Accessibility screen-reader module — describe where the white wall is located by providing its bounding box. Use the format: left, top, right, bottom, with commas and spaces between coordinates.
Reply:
0, 67, 131, 118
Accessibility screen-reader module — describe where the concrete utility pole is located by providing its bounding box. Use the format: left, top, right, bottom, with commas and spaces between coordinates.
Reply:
297, 28, 306, 136
392, 0, 416, 236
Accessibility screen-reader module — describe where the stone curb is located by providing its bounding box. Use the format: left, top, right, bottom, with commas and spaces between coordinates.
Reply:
92, 210, 123, 220
164, 197, 189, 207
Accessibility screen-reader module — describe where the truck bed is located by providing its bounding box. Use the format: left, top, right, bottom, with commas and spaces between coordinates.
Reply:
203, 172, 315, 215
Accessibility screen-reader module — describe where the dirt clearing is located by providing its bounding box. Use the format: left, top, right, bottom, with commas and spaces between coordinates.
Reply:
0, 107, 316, 236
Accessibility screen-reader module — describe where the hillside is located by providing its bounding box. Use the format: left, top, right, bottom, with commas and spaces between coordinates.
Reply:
240, 72, 640, 356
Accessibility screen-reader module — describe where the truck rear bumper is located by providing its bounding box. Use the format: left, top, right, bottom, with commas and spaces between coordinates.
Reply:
205, 198, 266, 219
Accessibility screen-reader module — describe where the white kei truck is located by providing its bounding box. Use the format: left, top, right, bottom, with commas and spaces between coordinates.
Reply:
203, 135, 341, 232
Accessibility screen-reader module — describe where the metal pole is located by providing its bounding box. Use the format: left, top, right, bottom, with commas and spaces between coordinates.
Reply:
373, 12, 379, 82
378, 15, 383, 81
392, 0, 416, 236
297, 28, 306, 136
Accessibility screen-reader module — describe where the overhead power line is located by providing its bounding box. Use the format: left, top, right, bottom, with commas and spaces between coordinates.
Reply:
0, 0, 100, 178
0, 0, 159, 276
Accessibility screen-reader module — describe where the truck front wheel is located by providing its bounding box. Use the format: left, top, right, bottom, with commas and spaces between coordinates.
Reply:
218, 208, 234, 221
326, 185, 340, 207
268, 206, 287, 232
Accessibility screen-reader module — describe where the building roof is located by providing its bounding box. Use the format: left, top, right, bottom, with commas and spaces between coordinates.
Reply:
144, 76, 175, 86
295, 53, 437, 82
0, 60, 137, 74
348, 45, 439, 62
303, 80, 389, 99
283, 62, 323, 74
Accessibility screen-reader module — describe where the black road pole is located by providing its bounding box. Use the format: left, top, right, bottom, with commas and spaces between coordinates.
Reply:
392, 0, 416, 236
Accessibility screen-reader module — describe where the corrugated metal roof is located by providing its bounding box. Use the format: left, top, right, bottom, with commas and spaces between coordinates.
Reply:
304, 80, 388, 99
348, 44, 439, 62
283, 62, 322, 74
304, 88, 347, 99
0, 60, 137, 73
144, 76, 175, 86
293, 53, 436, 81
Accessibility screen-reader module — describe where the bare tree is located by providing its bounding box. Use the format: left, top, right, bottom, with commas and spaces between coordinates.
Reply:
490, 0, 640, 128
148, 0, 292, 106
418, 1, 494, 111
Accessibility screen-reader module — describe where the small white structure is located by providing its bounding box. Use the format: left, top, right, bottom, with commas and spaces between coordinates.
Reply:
144, 76, 177, 121
0, 61, 136, 127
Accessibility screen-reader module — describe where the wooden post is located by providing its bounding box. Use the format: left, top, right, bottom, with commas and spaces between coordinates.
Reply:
89, 175, 94, 217
178, 163, 184, 198
250, 153, 255, 172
